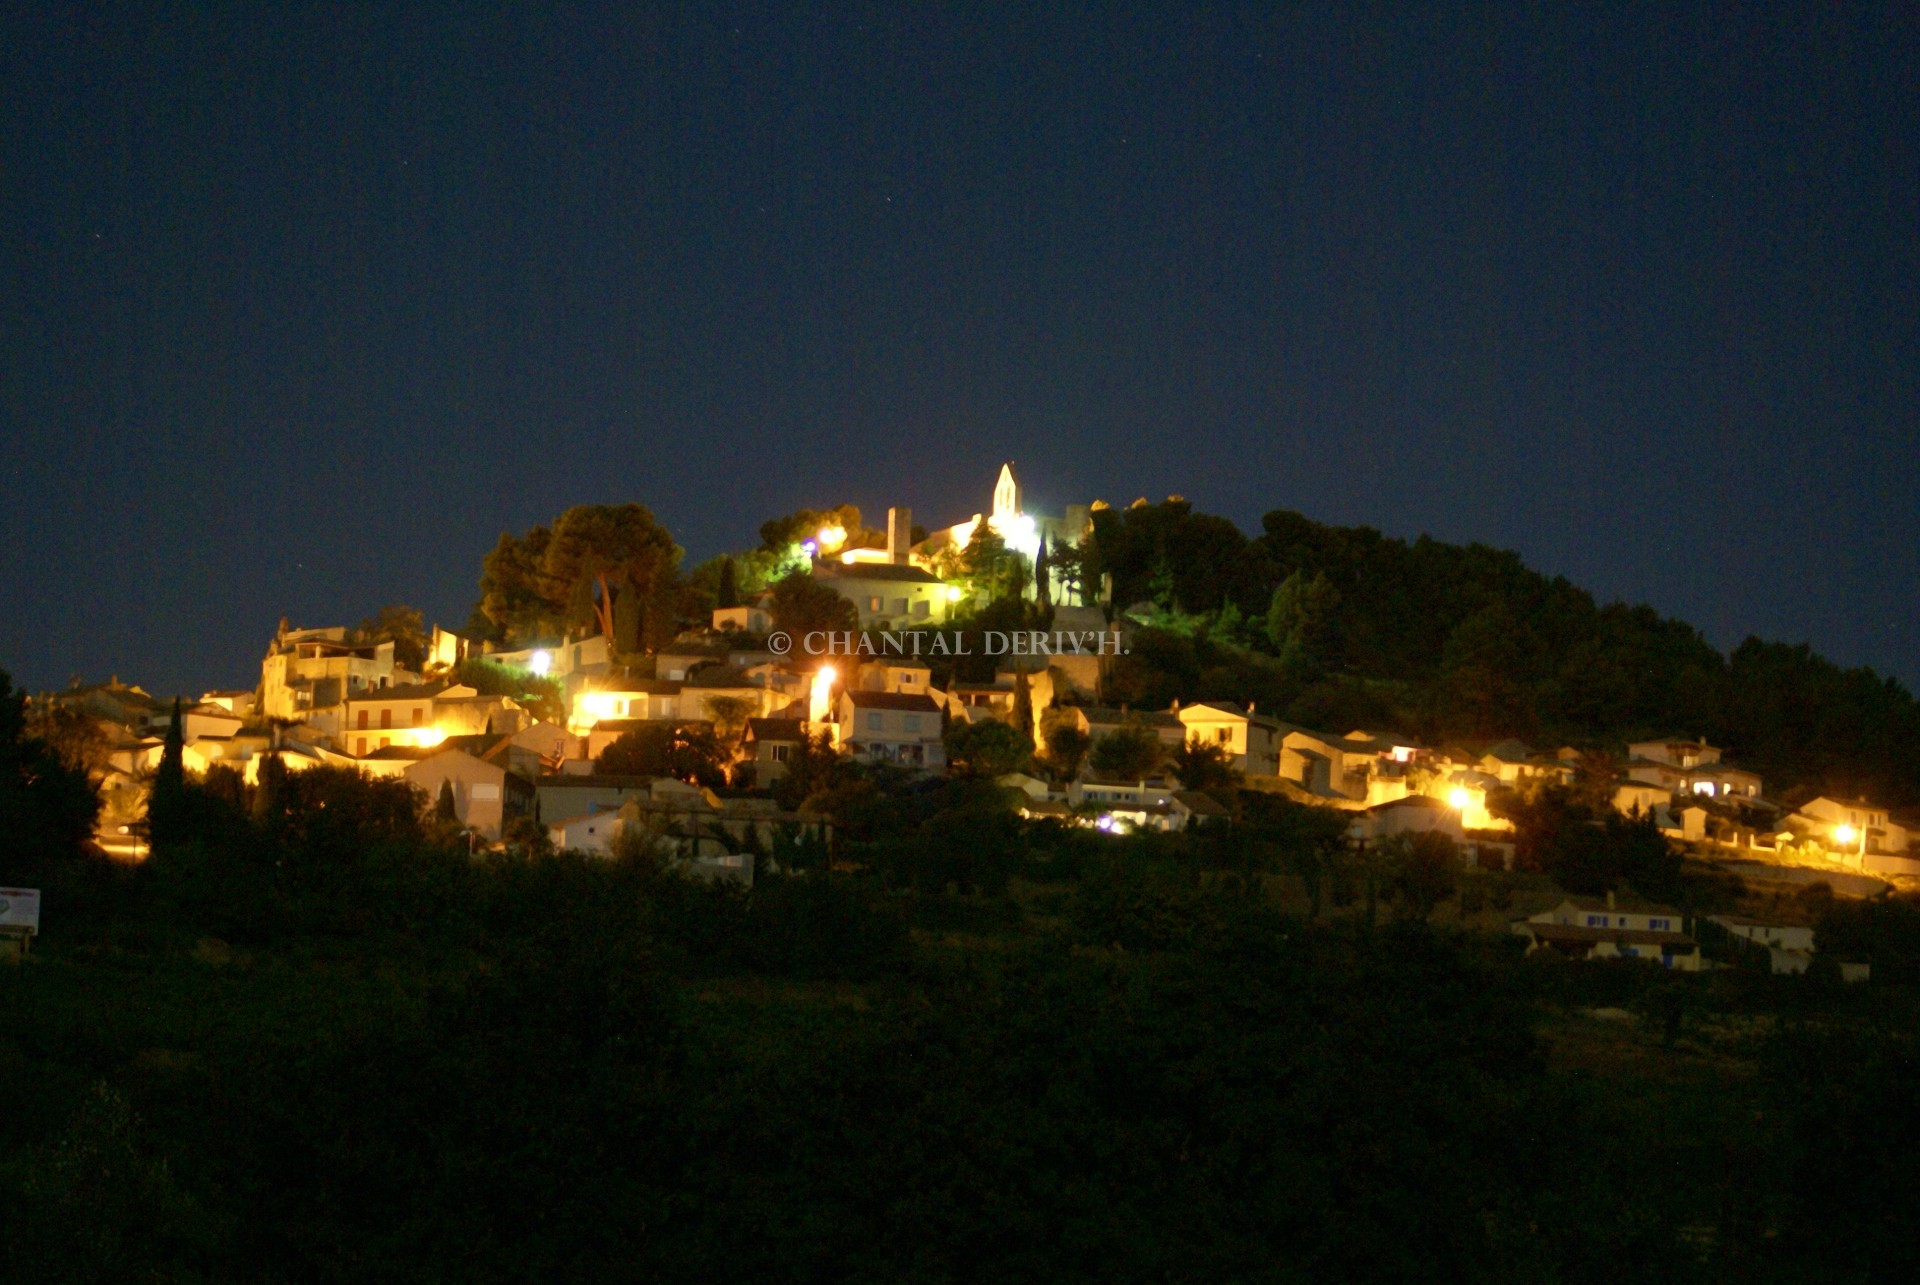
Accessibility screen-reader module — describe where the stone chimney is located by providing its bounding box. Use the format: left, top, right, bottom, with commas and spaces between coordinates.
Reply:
887, 506, 912, 565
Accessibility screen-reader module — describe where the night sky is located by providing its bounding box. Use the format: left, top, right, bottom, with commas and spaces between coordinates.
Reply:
3, 3, 1915, 699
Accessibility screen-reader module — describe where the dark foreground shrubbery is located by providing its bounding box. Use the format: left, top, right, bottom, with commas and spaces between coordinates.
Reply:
7, 785, 1920, 1282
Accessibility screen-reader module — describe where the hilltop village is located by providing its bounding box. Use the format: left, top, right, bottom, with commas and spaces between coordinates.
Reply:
27, 465, 1920, 973
13, 465, 1920, 1279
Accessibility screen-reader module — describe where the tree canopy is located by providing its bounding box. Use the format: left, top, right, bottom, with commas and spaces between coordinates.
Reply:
1089, 723, 1164, 781
473, 505, 683, 651
0, 669, 99, 871
355, 604, 429, 670
768, 569, 857, 638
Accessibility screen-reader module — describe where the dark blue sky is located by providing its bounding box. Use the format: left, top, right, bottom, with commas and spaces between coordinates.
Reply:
3, 3, 1915, 697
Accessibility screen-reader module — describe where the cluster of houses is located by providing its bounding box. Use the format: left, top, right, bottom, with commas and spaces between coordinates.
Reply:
35, 464, 1915, 966
1508, 892, 1870, 980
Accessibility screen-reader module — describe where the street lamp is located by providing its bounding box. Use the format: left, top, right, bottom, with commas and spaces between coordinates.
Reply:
1448, 787, 1473, 811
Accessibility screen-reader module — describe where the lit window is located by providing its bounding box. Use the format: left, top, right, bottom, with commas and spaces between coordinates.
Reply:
869, 596, 883, 612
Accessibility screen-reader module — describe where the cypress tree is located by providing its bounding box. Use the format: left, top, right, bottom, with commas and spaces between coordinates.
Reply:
150, 698, 186, 850
436, 778, 457, 822
253, 750, 286, 821
1011, 667, 1035, 747
717, 556, 741, 609
1034, 535, 1052, 610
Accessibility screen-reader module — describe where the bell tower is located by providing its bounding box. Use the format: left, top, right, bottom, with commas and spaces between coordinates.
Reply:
992, 462, 1020, 522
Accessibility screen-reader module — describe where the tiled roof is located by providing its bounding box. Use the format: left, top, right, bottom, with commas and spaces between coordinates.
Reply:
683, 665, 756, 688
1080, 705, 1183, 729
1367, 794, 1450, 812
357, 745, 439, 761
440, 733, 514, 759
1518, 922, 1696, 947
1172, 790, 1231, 817
845, 691, 943, 713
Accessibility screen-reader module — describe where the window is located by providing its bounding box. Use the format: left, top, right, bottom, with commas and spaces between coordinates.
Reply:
356, 738, 367, 755
1649, 918, 1670, 930
411, 707, 423, 726
892, 598, 908, 614
1216, 728, 1231, 743
869, 596, 883, 612
772, 744, 792, 762
470, 783, 500, 801
867, 712, 884, 731
913, 600, 930, 617
357, 710, 368, 730
1587, 915, 1607, 926
379, 737, 390, 749
380, 709, 392, 729
904, 714, 922, 733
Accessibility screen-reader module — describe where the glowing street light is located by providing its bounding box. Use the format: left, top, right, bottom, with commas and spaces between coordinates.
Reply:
1448, 787, 1473, 811
816, 524, 847, 551
529, 649, 551, 676
945, 585, 964, 601
809, 664, 838, 726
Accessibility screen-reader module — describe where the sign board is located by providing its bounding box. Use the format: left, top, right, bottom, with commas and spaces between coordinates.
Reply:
0, 888, 41, 936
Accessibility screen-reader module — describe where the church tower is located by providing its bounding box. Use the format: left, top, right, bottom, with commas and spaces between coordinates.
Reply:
992, 462, 1020, 522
